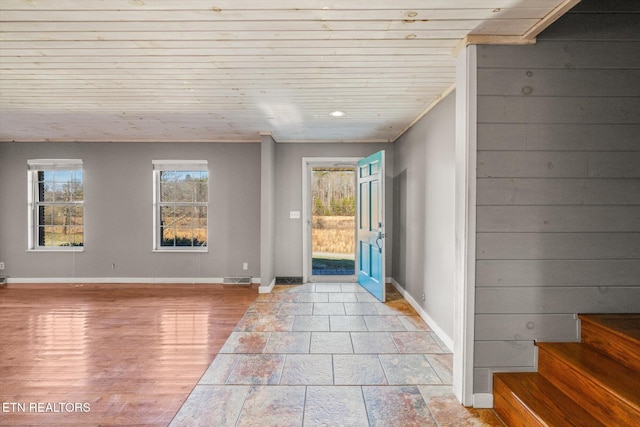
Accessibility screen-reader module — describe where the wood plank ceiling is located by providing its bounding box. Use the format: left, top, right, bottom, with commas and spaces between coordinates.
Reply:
0, 0, 576, 143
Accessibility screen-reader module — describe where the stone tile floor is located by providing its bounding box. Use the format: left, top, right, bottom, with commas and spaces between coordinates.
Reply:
170, 283, 504, 426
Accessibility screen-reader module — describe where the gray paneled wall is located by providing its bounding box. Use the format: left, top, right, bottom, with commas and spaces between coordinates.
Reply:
474, 2, 640, 394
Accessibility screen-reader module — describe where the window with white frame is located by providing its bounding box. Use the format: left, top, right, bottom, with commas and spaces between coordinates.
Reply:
153, 160, 208, 250
27, 159, 84, 250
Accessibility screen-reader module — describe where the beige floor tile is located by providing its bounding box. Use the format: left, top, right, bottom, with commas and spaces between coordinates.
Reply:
351, 332, 399, 353
313, 302, 346, 315
235, 385, 305, 427
304, 386, 369, 426
292, 315, 330, 332
310, 331, 353, 354
280, 354, 333, 385
333, 354, 388, 385
330, 315, 368, 332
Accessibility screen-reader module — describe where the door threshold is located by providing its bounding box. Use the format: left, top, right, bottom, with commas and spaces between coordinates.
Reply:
308, 275, 357, 283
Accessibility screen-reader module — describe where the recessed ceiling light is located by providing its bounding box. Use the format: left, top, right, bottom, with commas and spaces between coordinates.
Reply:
330, 110, 346, 117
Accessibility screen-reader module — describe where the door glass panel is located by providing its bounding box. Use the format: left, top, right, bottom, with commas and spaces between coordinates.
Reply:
311, 166, 356, 276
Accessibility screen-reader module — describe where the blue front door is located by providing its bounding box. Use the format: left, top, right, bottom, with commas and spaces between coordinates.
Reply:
357, 151, 385, 302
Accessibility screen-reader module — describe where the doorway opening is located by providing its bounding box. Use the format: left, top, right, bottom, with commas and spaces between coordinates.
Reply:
311, 166, 356, 276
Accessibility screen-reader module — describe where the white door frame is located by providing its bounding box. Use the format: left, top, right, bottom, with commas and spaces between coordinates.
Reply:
302, 157, 360, 283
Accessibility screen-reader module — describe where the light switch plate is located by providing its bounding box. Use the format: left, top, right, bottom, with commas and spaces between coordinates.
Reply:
289, 211, 301, 219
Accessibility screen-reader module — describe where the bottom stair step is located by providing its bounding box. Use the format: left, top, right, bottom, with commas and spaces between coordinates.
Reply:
537, 342, 640, 427
494, 372, 606, 427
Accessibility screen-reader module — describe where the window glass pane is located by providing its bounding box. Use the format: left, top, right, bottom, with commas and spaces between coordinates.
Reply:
194, 206, 207, 246
160, 171, 175, 203
54, 170, 71, 182
161, 230, 175, 247
196, 172, 208, 202
160, 206, 174, 227
160, 206, 175, 247
156, 165, 207, 249
51, 225, 65, 245
31, 164, 84, 249
40, 179, 54, 202
53, 182, 71, 202
51, 206, 67, 225
39, 206, 53, 226
174, 173, 195, 203
160, 170, 176, 181
41, 170, 54, 183
175, 228, 193, 246
70, 171, 83, 201
38, 226, 48, 246
69, 206, 83, 226
69, 226, 84, 246
161, 181, 175, 203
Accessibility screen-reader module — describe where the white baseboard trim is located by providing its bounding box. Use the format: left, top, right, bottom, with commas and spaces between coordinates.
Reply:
390, 278, 454, 352
6, 277, 261, 285
473, 393, 494, 409
259, 278, 276, 294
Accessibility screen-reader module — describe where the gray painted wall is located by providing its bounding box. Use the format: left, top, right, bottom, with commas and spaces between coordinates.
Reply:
273, 142, 393, 277
392, 92, 456, 342
474, 2, 640, 393
0, 142, 261, 280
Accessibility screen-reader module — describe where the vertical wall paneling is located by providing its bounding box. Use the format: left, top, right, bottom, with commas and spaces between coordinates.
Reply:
474, 1, 640, 395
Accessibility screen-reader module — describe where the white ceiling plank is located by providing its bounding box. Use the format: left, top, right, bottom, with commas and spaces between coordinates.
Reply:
0, 16, 540, 41
0, 7, 561, 23
0, 55, 457, 65
0, 9, 558, 32
0, 29, 480, 42
0, 38, 461, 49
0, 0, 575, 143
0, 0, 564, 11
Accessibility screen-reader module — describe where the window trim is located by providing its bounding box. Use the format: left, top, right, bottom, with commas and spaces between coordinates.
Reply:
27, 159, 84, 252
152, 160, 209, 252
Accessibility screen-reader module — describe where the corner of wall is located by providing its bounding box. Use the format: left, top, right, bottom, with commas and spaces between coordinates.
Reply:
259, 277, 276, 294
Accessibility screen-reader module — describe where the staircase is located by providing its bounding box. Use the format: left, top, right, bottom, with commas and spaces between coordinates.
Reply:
494, 314, 640, 427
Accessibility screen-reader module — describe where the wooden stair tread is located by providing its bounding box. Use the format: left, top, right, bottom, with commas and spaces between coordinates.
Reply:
579, 314, 640, 372
537, 342, 640, 408
580, 314, 640, 344
494, 372, 607, 427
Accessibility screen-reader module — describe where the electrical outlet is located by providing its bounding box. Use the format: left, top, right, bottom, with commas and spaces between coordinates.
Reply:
421, 293, 425, 301
0, 262, 4, 270
242, 262, 248, 271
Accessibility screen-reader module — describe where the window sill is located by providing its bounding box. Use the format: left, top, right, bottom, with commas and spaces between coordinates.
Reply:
153, 248, 209, 253
28, 247, 85, 253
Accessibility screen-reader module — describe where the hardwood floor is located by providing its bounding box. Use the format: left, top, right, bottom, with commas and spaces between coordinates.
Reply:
0, 283, 258, 426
